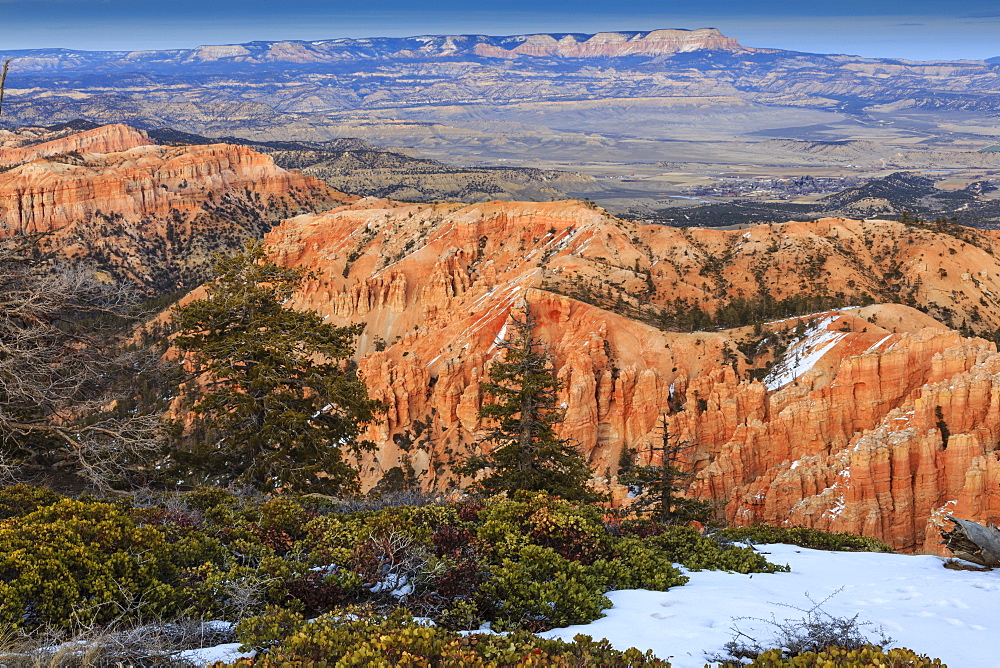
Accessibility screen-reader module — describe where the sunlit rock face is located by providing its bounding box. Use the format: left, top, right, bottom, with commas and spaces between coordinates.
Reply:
0, 123, 351, 290
264, 199, 1000, 552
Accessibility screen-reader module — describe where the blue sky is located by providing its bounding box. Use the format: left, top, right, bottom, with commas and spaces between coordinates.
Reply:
2, 0, 999, 60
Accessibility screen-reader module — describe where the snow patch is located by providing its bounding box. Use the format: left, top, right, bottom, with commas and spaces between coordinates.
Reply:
865, 334, 894, 353
545, 544, 1000, 668
763, 316, 848, 391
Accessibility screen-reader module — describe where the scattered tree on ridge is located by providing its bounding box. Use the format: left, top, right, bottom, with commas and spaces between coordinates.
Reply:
619, 414, 715, 525
171, 240, 381, 494
461, 313, 602, 502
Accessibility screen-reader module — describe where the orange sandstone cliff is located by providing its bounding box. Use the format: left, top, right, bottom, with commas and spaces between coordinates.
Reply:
262, 199, 1000, 552
0, 123, 353, 290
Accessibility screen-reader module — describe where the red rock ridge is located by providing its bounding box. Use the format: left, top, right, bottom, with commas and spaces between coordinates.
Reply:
0, 123, 353, 288
262, 199, 1000, 551
0, 142, 336, 234
0, 124, 152, 167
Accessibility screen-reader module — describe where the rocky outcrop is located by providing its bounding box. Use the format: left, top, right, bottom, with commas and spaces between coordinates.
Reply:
0, 123, 352, 290
0, 123, 152, 166
473, 29, 746, 59
263, 199, 1000, 551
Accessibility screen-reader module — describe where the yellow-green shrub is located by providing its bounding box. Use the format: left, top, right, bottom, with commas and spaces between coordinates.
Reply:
230, 609, 670, 667
0, 498, 224, 628
644, 526, 791, 573
0, 484, 62, 519
734, 645, 945, 667
477, 545, 612, 632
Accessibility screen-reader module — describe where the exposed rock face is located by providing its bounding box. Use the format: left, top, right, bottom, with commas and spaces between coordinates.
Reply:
2, 30, 749, 73
264, 199, 1000, 552
0, 124, 352, 290
0, 123, 152, 165
473, 29, 745, 59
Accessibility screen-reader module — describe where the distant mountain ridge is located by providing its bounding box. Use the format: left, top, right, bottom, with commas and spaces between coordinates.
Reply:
988, 56, 1000, 64
1, 27, 998, 168
0, 28, 748, 72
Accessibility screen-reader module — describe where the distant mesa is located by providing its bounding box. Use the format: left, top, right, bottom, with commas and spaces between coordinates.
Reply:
469, 28, 747, 59
987, 56, 1000, 64
0, 28, 750, 72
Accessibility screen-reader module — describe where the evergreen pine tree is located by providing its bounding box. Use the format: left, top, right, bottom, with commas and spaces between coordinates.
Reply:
619, 414, 715, 524
171, 241, 381, 494
461, 313, 601, 502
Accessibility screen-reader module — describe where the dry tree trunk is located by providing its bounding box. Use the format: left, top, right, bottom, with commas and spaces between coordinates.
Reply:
940, 516, 1000, 568
0, 59, 10, 116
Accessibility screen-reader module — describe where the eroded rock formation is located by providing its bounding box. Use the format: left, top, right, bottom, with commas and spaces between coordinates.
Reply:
0, 124, 352, 290
264, 199, 1000, 552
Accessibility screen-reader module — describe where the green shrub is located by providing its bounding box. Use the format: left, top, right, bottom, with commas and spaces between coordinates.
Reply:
0, 484, 63, 519
479, 545, 611, 631
230, 609, 670, 667
644, 526, 791, 573
183, 486, 239, 512
475, 492, 612, 564
0, 498, 224, 629
590, 537, 689, 591
236, 605, 307, 651
730, 645, 945, 667
713, 525, 894, 553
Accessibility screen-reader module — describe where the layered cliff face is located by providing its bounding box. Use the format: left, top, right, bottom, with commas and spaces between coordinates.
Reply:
2, 29, 750, 72
472, 29, 746, 59
0, 124, 352, 291
262, 199, 1000, 552
0, 123, 152, 164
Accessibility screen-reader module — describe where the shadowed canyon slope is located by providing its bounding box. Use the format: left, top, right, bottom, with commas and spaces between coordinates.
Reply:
263, 199, 1000, 552
0, 124, 351, 290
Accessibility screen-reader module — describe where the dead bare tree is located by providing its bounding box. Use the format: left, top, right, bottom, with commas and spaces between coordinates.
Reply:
0, 233, 167, 490
0, 59, 10, 117
940, 516, 1000, 568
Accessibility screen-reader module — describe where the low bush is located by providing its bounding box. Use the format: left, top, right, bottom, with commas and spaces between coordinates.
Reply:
0, 498, 225, 629
645, 526, 791, 573
231, 608, 670, 666
713, 525, 894, 553
729, 645, 945, 667
0, 484, 62, 519
0, 484, 793, 645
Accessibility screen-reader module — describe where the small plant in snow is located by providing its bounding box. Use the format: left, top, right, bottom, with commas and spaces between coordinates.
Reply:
708, 588, 892, 664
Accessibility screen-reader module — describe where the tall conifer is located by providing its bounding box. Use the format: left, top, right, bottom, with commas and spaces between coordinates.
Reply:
619, 414, 715, 524
171, 241, 381, 494
462, 313, 601, 502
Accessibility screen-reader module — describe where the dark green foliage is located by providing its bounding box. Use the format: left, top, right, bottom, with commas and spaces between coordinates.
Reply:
711, 294, 862, 330
234, 608, 670, 666
171, 240, 382, 494
935, 405, 950, 450
479, 544, 614, 631
0, 498, 225, 629
460, 314, 600, 502
713, 525, 895, 553
643, 526, 790, 573
619, 415, 716, 525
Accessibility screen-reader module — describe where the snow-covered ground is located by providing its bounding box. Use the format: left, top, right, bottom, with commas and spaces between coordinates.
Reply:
545, 544, 1000, 667
179, 642, 251, 666
183, 544, 1000, 667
